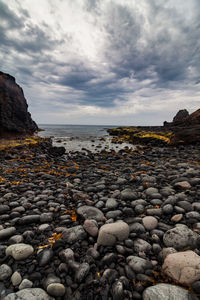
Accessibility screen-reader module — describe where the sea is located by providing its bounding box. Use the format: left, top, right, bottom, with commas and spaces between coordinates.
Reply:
38, 124, 135, 153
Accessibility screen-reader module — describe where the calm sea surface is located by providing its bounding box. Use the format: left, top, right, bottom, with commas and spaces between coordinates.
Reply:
38, 124, 135, 153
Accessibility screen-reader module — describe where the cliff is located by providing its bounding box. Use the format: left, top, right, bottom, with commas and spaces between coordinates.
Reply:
0, 71, 38, 137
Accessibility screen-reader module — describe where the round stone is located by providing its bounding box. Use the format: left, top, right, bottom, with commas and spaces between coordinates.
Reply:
77, 206, 104, 221
6, 244, 34, 260
47, 283, 66, 296
19, 279, 33, 290
83, 219, 98, 237
0, 264, 12, 280
11, 271, 22, 286
142, 216, 158, 230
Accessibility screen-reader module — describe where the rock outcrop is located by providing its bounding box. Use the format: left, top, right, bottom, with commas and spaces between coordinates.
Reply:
164, 108, 200, 144
0, 71, 38, 137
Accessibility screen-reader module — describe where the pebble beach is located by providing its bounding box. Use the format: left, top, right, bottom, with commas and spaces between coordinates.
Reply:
0, 139, 200, 300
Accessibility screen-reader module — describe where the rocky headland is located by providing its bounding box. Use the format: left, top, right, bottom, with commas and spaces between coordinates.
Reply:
108, 108, 200, 146
0, 71, 38, 137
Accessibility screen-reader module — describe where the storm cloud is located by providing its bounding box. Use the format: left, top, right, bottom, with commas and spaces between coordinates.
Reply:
0, 0, 199, 125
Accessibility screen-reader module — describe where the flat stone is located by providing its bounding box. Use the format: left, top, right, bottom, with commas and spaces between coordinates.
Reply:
142, 216, 158, 230
47, 283, 65, 297
19, 279, 33, 290
143, 283, 198, 300
62, 225, 87, 244
162, 251, 200, 284
59, 248, 74, 262
6, 243, 34, 260
0, 205, 10, 214
19, 215, 40, 224
174, 181, 191, 189
171, 214, 183, 223
127, 256, 152, 273
37, 249, 54, 267
97, 221, 129, 246
75, 263, 90, 283
77, 206, 104, 221
121, 189, 138, 200
83, 219, 98, 237
145, 187, 159, 196
0, 227, 16, 240
0, 264, 12, 280
133, 238, 152, 253
163, 225, 200, 250
3, 288, 55, 300
11, 271, 22, 286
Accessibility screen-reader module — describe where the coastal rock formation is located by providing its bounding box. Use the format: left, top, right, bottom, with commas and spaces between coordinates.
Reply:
0, 71, 38, 136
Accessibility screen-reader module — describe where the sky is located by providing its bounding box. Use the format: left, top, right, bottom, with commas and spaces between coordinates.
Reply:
0, 0, 200, 125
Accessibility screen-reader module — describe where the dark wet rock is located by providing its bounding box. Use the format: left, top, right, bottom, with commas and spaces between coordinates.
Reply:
106, 210, 122, 219
37, 248, 54, 267
19, 215, 40, 225
163, 225, 200, 250
0, 264, 12, 280
121, 189, 138, 200
133, 238, 152, 253
75, 263, 90, 283
127, 256, 152, 273
112, 280, 124, 300
62, 225, 87, 244
0, 227, 16, 240
0, 205, 10, 214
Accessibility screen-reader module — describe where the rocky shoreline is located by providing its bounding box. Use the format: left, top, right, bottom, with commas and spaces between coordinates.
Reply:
0, 139, 200, 299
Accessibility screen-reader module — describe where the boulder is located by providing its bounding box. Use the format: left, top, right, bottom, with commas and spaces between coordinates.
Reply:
143, 283, 198, 300
163, 225, 200, 250
162, 251, 200, 284
0, 71, 38, 136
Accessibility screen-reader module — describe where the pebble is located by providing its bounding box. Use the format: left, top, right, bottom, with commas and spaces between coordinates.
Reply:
83, 219, 98, 236
19, 279, 33, 290
97, 221, 129, 246
142, 216, 158, 230
11, 271, 22, 286
0, 227, 16, 240
0, 264, 12, 280
47, 283, 65, 296
77, 206, 104, 221
171, 214, 183, 222
6, 244, 34, 260
62, 225, 87, 244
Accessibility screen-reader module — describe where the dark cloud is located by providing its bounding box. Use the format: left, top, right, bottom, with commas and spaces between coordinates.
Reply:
0, 0, 199, 124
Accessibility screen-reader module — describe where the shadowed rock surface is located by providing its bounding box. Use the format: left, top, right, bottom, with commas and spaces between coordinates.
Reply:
0, 71, 38, 137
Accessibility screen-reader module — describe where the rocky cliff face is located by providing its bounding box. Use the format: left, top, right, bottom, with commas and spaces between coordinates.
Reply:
164, 108, 200, 144
0, 71, 38, 137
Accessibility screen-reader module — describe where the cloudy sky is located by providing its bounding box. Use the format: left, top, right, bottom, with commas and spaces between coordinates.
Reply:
0, 0, 200, 125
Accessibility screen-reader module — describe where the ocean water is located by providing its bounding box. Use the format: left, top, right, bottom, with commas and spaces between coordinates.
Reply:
38, 124, 135, 153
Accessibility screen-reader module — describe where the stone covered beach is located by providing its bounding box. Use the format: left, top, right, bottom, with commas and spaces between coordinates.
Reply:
0, 138, 200, 300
